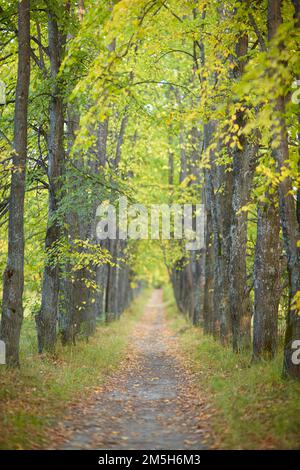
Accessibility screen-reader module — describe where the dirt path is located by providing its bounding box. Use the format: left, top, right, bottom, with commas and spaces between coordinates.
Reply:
52, 290, 208, 450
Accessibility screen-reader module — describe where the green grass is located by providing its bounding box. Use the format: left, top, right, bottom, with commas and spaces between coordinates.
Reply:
164, 286, 300, 450
0, 291, 149, 450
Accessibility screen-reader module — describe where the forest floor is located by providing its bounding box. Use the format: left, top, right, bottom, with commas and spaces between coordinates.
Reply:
48, 290, 212, 450
2, 288, 298, 450
0, 291, 148, 449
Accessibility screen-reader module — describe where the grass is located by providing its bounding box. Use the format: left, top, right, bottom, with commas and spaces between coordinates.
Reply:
0, 290, 149, 450
164, 286, 300, 450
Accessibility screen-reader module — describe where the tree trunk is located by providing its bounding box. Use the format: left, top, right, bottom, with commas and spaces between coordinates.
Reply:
229, 33, 258, 352
267, 0, 300, 378
188, 126, 205, 325
36, 9, 65, 353
218, 163, 233, 344
209, 153, 233, 344
203, 201, 215, 335
0, 0, 30, 367
229, 139, 257, 352
253, 195, 280, 360
203, 122, 217, 335
105, 239, 119, 322
208, 156, 221, 338
59, 108, 80, 345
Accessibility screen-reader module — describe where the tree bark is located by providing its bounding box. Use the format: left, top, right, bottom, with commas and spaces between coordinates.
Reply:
218, 165, 233, 344
253, 195, 280, 360
0, 0, 30, 367
203, 122, 216, 335
36, 8, 65, 353
268, 0, 300, 378
105, 239, 119, 322
59, 107, 80, 345
209, 152, 233, 344
229, 33, 258, 352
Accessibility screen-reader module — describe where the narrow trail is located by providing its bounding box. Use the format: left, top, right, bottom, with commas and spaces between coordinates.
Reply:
52, 290, 208, 450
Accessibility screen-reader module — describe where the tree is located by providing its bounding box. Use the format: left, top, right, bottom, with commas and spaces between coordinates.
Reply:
36, 3, 66, 353
229, 31, 258, 352
267, 0, 300, 379
0, 0, 30, 367
253, 194, 280, 360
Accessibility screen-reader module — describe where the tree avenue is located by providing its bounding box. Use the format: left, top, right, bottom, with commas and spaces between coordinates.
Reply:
0, 0, 299, 452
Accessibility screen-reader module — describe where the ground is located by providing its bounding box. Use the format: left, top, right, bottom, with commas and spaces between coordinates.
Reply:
49, 290, 210, 450
1, 289, 298, 450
